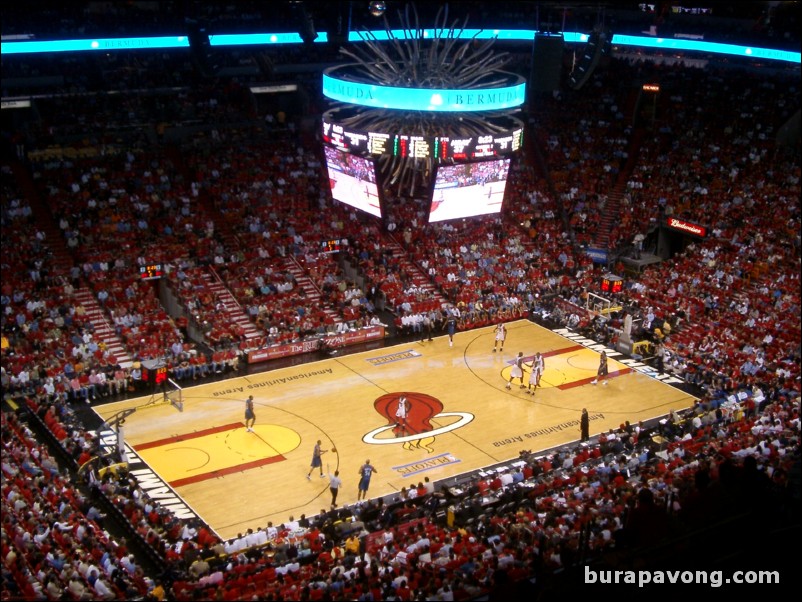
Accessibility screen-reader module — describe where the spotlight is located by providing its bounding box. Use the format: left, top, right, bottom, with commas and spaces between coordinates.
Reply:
369, 1, 386, 17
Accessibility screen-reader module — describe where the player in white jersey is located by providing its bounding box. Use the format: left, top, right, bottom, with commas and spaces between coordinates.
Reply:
526, 352, 545, 395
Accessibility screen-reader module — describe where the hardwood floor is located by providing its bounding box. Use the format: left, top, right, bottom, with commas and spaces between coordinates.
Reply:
93, 320, 697, 540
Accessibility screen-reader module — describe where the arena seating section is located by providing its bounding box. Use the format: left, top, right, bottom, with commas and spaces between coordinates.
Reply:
1, 4, 800, 599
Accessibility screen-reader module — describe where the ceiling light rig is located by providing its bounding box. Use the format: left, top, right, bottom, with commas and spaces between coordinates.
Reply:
368, 1, 387, 18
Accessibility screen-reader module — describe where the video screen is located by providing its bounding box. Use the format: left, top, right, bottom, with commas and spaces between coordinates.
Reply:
428, 158, 511, 223
324, 145, 382, 218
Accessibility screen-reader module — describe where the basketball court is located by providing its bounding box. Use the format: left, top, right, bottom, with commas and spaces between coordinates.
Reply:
92, 319, 697, 540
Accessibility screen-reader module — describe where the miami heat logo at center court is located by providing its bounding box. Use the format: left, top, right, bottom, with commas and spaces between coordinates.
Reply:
363, 392, 474, 452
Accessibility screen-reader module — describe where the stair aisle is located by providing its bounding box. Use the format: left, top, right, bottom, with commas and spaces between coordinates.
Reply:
385, 236, 450, 310
591, 126, 646, 250
615, 127, 646, 190
592, 190, 624, 249
196, 187, 242, 253
11, 160, 73, 277
164, 143, 242, 255
281, 257, 343, 327
202, 269, 262, 346
72, 289, 134, 369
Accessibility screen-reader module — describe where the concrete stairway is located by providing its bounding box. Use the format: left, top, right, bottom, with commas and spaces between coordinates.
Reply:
202, 268, 262, 345
384, 235, 450, 310
282, 256, 343, 326
72, 288, 134, 369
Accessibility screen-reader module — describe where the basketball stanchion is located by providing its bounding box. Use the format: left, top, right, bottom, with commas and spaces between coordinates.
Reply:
165, 378, 184, 413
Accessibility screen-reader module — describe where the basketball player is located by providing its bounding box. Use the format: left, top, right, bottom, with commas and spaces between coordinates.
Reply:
444, 312, 458, 347
307, 440, 328, 479
357, 459, 378, 501
395, 396, 409, 435
506, 352, 526, 390
526, 352, 545, 395
591, 351, 609, 385
244, 395, 256, 432
493, 322, 507, 352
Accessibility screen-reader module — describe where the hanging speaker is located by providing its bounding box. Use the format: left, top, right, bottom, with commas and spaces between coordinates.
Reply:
530, 33, 564, 93
294, 3, 318, 45
569, 31, 609, 91
187, 22, 213, 77
329, 3, 350, 47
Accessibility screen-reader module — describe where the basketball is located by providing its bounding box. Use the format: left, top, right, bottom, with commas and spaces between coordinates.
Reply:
331, 448, 337, 453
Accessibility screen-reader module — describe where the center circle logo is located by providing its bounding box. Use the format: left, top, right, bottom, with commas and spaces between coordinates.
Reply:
362, 392, 474, 445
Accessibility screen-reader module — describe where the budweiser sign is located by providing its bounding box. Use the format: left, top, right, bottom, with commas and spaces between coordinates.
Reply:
666, 217, 707, 237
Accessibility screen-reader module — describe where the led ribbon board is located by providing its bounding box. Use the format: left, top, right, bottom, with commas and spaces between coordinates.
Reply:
3, 33, 799, 64
322, 117, 524, 160
322, 67, 526, 112
1, 36, 190, 54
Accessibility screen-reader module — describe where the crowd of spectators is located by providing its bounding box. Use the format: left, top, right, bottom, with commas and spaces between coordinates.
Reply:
2, 9, 801, 600
1, 408, 155, 601
2, 33, 799, 411
3, 377, 798, 600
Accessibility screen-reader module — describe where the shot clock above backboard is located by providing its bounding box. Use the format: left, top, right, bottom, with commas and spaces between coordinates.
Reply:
139, 263, 164, 280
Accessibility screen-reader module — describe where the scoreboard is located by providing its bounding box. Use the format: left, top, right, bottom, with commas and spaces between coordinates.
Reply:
142, 364, 168, 385
394, 135, 432, 159
139, 263, 164, 280
320, 238, 349, 254
322, 119, 524, 161
600, 274, 623, 294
